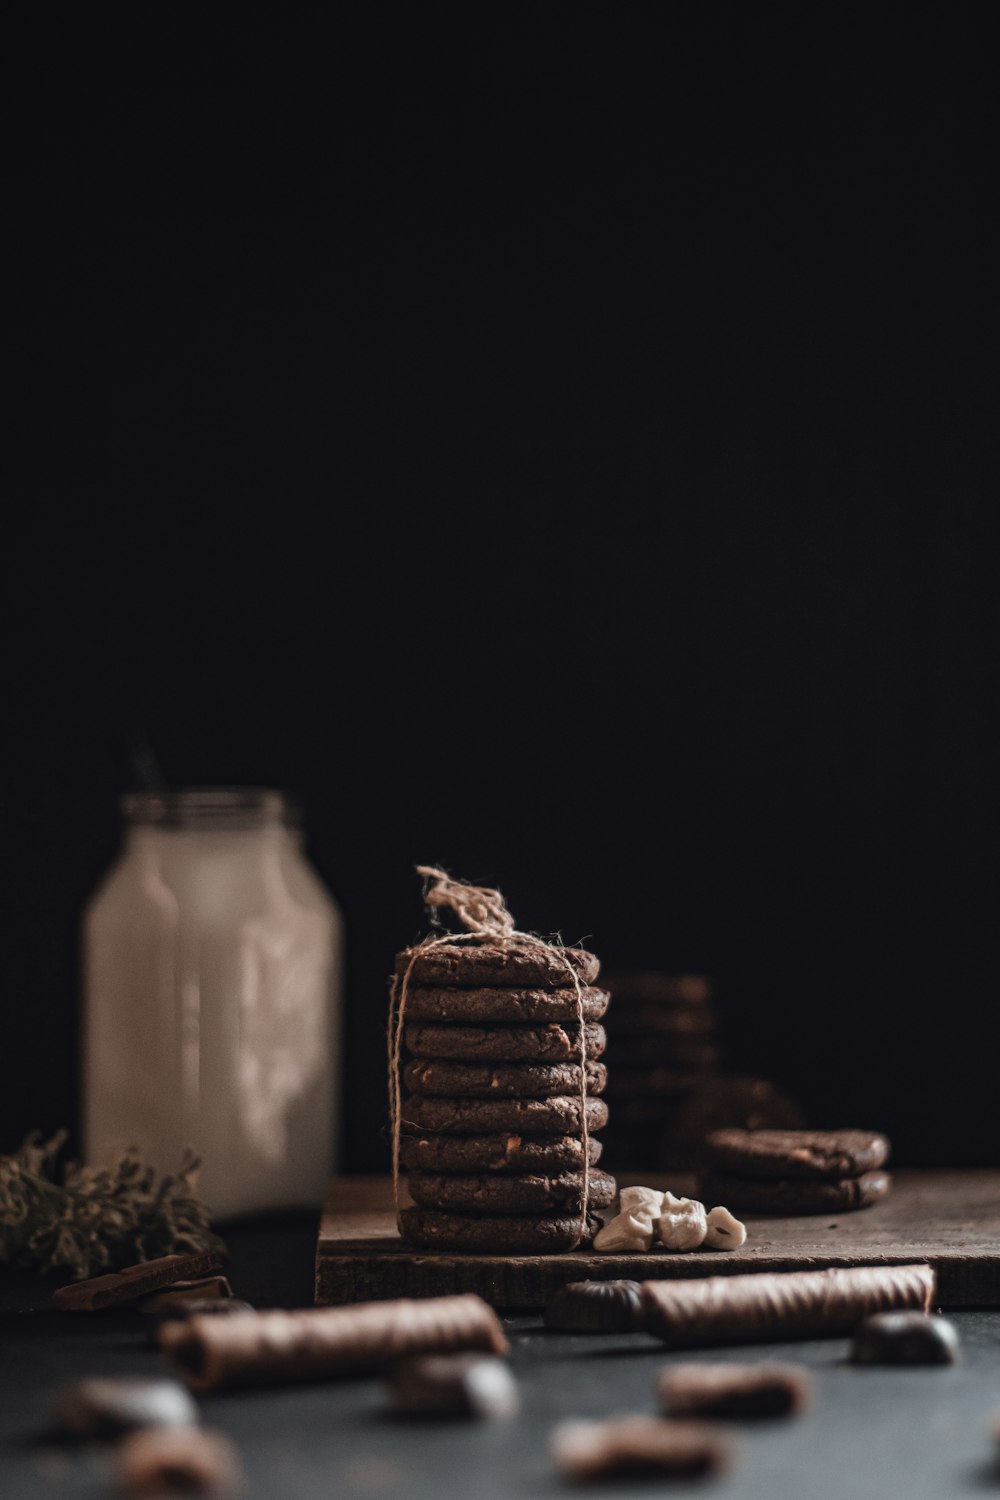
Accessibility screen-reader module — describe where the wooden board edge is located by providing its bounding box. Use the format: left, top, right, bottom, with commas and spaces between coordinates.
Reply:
316, 1249, 1000, 1310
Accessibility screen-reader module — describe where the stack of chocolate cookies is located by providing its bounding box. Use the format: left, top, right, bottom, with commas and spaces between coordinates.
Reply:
600, 972, 721, 1170
700, 1128, 893, 1215
394, 940, 616, 1253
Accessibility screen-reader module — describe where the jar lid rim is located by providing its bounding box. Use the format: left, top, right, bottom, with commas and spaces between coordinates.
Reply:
121, 788, 298, 829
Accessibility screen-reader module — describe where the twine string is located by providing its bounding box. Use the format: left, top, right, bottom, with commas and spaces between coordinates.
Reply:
389, 867, 591, 1245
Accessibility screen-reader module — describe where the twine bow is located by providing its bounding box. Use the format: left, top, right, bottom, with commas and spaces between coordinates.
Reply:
388, 867, 591, 1245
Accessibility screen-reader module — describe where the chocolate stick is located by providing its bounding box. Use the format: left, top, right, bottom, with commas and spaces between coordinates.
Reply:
641, 1264, 935, 1348
53, 1251, 225, 1312
159, 1293, 508, 1391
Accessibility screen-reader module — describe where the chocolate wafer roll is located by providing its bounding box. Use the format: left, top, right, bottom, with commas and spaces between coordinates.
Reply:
641, 1264, 935, 1349
160, 1294, 507, 1392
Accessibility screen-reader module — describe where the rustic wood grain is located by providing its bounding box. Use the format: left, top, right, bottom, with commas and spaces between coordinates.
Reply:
315, 1171, 1000, 1309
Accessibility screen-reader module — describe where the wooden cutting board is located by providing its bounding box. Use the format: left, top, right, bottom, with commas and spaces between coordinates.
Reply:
315, 1170, 1000, 1308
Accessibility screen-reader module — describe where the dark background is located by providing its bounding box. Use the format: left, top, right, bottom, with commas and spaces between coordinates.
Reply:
3, 3, 998, 1173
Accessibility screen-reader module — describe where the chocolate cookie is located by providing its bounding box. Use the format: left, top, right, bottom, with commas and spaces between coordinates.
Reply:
705, 1128, 891, 1181
407, 1168, 617, 1215
395, 942, 599, 989
665, 1076, 806, 1148
405, 1021, 606, 1063
699, 1169, 892, 1215
401, 1094, 609, 1136
401, 987, 610, 1025
399, 1133, 604, 1174
399, 1207, 600, 1253
404, 1058, 607, 1100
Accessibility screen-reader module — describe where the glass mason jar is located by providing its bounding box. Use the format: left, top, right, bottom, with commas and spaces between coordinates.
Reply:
83, 789, 342, 1220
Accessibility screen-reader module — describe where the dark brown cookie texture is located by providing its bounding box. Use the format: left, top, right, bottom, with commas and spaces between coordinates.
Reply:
544, 1280, 644, 1333
394, 942, 600, 989
401, 1094, 610, 1136
405, 1021, 606, 1064
659, 1362, 811, 1419
700, 1169, 892, 1215
705, 1128, 891, 1181
404, 1058, 608, 1100
408, 1167, 616, 1215
400, 1132, 603, 1175
399, 1207, 600, 1253
401, 986, 609, 1025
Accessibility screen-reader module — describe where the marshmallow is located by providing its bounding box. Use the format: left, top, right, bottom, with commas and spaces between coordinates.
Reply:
655, 1194, 708, 1252
704, 1205, 747, 1250
593, 1211, 655, 1254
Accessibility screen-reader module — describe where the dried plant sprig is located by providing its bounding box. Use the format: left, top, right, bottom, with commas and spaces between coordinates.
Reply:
0, 1131, 224, 1280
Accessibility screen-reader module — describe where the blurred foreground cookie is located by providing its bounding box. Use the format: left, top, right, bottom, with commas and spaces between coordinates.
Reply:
395, 942, 600, 989
407, 1167, 616, 1215
551, 1415, 731, 1481
659, 1363, 811, 1418
387, 1353, 519, 1418
53, 1378, 197, 1439
544, 1280, 644, 1333
699, 1170, 892, 1215
706, 1129, 891, 1180
118, 1426, 243, 1496
399, 1208, 600, 1253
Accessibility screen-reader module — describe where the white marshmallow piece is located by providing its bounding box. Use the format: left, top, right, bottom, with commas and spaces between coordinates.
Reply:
655, 1193, 708, 1251
618, 1186, 665, 1223
592, 1210, 655, 1254
704, 1205, 747, 1250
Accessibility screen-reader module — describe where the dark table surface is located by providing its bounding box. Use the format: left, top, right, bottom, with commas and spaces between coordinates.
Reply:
3, 1215, 1000, 1499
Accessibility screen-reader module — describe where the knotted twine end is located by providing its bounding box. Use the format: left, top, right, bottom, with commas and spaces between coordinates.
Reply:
389, 866, 592, 1247
415, 865, 517, 938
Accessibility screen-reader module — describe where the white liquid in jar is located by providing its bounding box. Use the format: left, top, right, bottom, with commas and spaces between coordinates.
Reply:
83, 795, 342, 1220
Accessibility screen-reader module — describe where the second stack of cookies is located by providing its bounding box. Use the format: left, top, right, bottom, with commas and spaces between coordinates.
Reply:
700, 1128, 893, 1215
395, 939, 616, 1253
601, 971, 721, 1170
